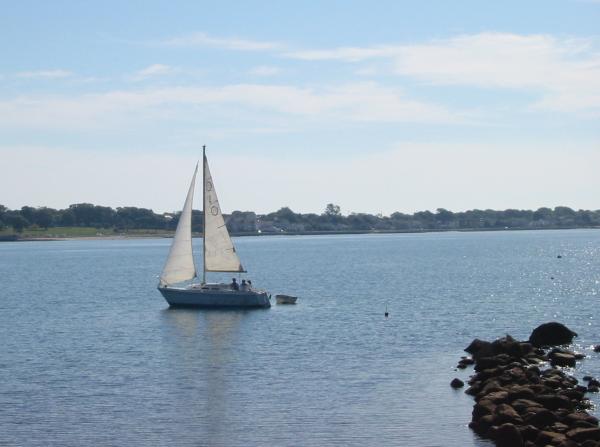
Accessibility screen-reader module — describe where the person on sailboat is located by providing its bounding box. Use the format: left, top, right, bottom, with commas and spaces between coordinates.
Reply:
230, 278, 239, 291
247, 279, 252, 290
240, 279, 248, 291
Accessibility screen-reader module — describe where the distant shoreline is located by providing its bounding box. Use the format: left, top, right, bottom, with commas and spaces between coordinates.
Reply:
3, 225, 599, 242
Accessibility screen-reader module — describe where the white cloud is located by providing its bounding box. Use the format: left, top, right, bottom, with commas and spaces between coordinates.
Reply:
3, 142, 599, 215
211, 141, 600, 215
248, 65, 282, 76
284, 46, 397, 62
130, 64, 177, 81
285, 33, 600, 114
162, 32, 282, 51
16, 69, 73, 79
136, 64, 175, 77
354, 66, 379, 76
0, 82, 461, 131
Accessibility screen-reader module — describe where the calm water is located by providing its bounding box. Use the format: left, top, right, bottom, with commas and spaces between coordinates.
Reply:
1, 230, 600, 446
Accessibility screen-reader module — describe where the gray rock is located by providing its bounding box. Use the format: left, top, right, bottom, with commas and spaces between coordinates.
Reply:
588, 378, 600, 387
536, 430, 566, 445
525, 408, 557, 429
529, 322, 577, 347
494, 403, 523, 425
450, 378, 464, 388
535, 394, 573, 411
493, 423, 524, 447
465, 338, 494, 359
550, 352, 577, 367
566, 427, 600, 442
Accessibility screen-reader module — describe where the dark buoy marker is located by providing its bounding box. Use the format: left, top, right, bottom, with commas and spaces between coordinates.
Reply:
557, 255, 562, 258
384, 304, 389, 318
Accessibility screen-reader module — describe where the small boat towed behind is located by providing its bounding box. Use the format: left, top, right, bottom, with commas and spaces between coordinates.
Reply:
275, 294, 298, 304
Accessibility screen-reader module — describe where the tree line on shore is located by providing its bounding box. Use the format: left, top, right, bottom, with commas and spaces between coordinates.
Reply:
1, 203, 599, 234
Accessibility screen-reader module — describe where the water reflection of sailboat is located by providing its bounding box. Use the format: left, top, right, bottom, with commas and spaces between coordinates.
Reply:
161, 308, 247, 444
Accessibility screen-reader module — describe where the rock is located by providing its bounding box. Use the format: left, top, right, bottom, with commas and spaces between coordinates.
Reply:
535, 394, 573, 411
457, 357, 475, 369
450, 378, 464, 388
461, 327, 597, 446
512, 398, 544, 415
572, 420, 598, 429
566, 427, 600, 442
529, 322, 577, 347
493, 423, 524, 447
588, 378, 600, 387
536, 430, 567, 445
525, 408, 558, 429
520, 342, 534, 356
594, 345, 600, 353
543, 377, 563, 389
587, 385, 599, 393
494, 403, 523, 425
519, 424, 540, 442
558, 439, 579, 447
476, 379, 504, 398
505, 366, 527, 383
508, 386, 536, 402
485, 390, 509, 403
550, 352, 577, 367
581, 440, 600, 447
465, 385, 479, 396
472, 400, 496, 421
465, 338, 494, 359
565, 412, 599, 426
526, 365, 541, 381
469, 414, 495, 435
550, 422, 570, 433
492, 335, 524, 357
560, 388, 585, 401
474, 357, 501, 372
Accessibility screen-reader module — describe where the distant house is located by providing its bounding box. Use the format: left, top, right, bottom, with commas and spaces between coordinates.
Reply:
256, 218, 284, 233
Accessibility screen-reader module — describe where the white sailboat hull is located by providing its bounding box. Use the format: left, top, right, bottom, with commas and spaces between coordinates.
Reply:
158, 284, 271, 308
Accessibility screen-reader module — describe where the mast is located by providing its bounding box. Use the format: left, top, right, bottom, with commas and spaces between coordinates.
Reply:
202, 145, 206, 284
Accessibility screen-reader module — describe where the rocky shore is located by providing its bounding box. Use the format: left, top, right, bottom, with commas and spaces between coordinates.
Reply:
453, 322, 600, 447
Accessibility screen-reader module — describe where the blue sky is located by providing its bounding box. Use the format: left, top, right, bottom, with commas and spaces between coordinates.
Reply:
1, 1, 599, 214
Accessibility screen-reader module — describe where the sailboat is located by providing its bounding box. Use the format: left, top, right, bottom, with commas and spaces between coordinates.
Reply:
157, 147, 271, 308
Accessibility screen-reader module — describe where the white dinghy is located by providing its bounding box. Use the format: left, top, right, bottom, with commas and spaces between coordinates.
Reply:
275, 294, 298, 304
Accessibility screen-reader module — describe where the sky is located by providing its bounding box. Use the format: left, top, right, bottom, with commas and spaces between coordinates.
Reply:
1, 0, 599, 215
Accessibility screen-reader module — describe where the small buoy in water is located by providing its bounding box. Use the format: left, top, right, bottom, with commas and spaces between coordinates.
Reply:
384, 304, 389, 318
557, 255, 562, 259
550, 276, 554, 280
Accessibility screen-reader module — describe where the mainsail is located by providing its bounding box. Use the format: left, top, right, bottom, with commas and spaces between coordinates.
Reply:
159, 163, 198, 285
203, 154, 245, 273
